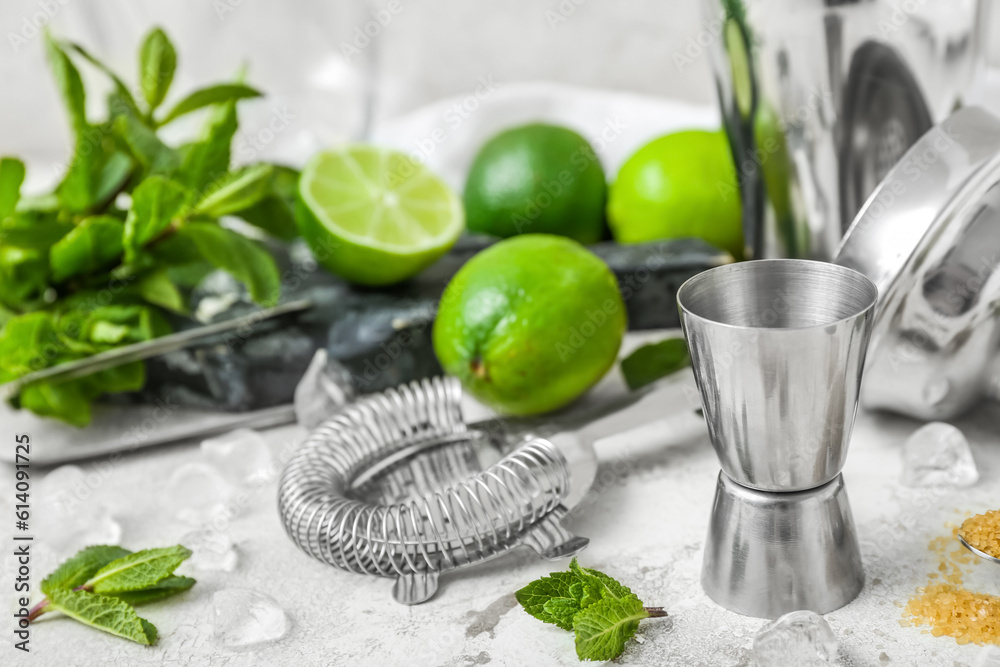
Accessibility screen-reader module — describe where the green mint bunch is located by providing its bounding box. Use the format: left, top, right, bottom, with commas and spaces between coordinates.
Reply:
30, 544, 195, 645
0, 27, 299, 426
515, 558, 667, 661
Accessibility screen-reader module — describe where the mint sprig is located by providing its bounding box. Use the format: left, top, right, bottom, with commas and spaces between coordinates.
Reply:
30, 544, 194, 645
0, 27, 296, 426
515, 558, 667, 661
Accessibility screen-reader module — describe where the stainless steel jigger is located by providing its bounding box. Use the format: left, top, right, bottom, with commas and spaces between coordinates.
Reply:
678, 260, 878, 619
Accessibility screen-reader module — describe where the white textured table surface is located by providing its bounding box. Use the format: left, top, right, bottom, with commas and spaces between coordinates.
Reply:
4, 338, 1000, 667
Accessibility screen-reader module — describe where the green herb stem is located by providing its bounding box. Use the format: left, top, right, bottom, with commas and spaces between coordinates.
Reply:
27, 599, 49, 622
28, 584, 90, 621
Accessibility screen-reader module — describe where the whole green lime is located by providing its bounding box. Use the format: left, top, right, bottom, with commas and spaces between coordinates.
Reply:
607, 130, 744, 259
463, 123, 607, 243
433, 234, 625, 415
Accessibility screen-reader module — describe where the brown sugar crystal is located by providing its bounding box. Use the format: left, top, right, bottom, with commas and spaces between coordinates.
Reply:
902, 525, 1000, 646
960, 510, 1000, 559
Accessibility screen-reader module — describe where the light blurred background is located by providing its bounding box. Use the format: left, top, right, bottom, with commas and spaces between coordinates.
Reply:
0, 1, 716, 191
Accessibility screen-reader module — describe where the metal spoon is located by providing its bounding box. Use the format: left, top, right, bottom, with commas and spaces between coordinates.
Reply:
958, 534, 1000, 565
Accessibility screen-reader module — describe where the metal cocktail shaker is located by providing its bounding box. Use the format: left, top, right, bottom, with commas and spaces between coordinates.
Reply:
835, 106, 1000, 420
678, 260, 878, 618
702, 0, 984, 260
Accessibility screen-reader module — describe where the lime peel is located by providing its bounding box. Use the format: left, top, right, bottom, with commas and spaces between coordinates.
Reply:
297, 145, 464, 285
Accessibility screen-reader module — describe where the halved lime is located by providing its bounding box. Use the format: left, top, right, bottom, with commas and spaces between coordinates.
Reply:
296, 146, 464, 286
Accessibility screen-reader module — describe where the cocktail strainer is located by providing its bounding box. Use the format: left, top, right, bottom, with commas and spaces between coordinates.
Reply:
278, 374, 699, 604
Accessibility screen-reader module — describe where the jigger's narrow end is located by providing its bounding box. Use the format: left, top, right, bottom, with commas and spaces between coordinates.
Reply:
700, 473, 865, 619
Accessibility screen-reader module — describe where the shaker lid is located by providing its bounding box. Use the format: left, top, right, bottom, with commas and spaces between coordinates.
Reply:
835, 105, 1000, 419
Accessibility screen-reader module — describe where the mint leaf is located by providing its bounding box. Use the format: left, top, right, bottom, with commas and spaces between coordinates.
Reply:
41, 545, 132, 595
114, 115, 180, 177
77, 304, 169, 346
93, 151, 133, 206
19, 380, 92, 427
0, 246, 49, 312
44, 33, 87, 132
47, 588, 157, 645
177, 100, 238, 192
178, 222, 280, 305
515, 559, 666, 661
620, 338, 690, 391
232, 165, 299, 240
0, 311, 58, 380
82, 361, 145, 394
86, 545, 192, 594
138, 28, 176, 111
542, 597, 587, 632
137, 269, 186, 313
108, 575, 195, 606
0, 157, 26, 218
66, 42, 141, 119
49, 215, 125, 282
44, 34, 102, 212
123, 176, 190, 261
158, 83, 261, 126
194, 164, 273, 217
14, 193, 60, 214
515, 559, 633, 631
57, 137, 102, 212
569, 558, 635, 600
572, 595, 649, 661
516, 571, 590, 630
0, 216, 73, 250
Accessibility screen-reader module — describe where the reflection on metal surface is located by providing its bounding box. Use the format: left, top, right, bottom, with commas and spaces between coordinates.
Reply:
839, 41, 933, 233
704, 0, 983, 260
701, 472, 865, 619
678, 259, 875, 618
678, 260, 877, 492
278, 373, 703, 603
837, 106, 1000, 420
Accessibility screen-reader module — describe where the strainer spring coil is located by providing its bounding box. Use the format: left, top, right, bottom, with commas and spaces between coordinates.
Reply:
278, 376, 588, 604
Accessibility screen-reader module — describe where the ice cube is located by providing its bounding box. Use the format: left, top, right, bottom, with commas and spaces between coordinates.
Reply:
37, 465, 89, 513
166, 463, 232, 525
201, 429, 273, 486
294, 349, 354, 430
182, 529, 238, 572
902, 422, 979, 488
752, 610, 838, 667
35, 465, 122, 558
212, 588, 289, 648
36, 507, 122, 559
975, 646, 1000, 667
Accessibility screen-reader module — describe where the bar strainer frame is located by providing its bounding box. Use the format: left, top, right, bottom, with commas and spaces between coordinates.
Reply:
278, 376, 589, 604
